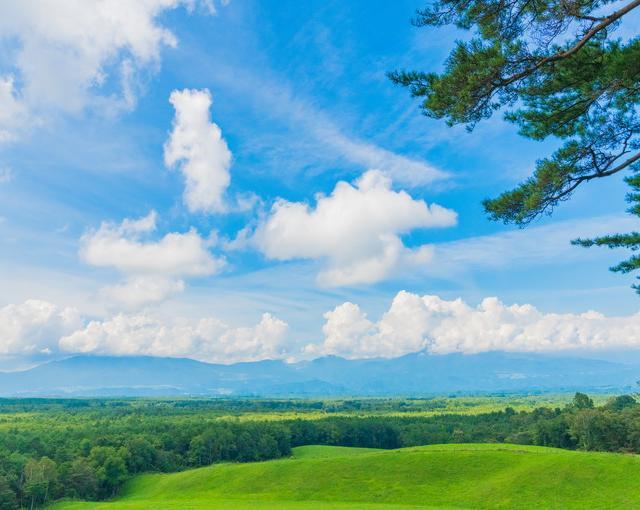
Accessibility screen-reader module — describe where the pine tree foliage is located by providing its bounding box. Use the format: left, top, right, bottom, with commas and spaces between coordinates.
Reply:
390, 0, 640, 291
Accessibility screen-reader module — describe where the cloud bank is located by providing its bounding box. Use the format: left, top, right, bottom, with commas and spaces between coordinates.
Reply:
3, 293, 640, 363
0, 299, 289, 363
164, 88, 233, 213
306, 291, 640, 358
251, 170, 457, 286
59, 311, 289, 364
0, 300, 82, 355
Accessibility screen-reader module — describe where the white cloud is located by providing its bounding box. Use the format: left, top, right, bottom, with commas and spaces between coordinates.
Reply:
0, 300, 82, 355
251, 170, 457, 286
80, 210, 224, 307
164, 89, 232, 213
0, 298, 290, 363
306, 291, 640, 359
5, 293, 640, 364
0, 0, 216, 139
59, 311, 290, 363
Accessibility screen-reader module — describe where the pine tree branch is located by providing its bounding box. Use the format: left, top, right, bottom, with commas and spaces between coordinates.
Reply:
548, 150, 640, 201
498, 0, 640, 86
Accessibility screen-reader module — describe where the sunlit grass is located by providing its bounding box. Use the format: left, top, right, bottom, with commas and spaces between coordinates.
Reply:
50, 443, 640, 510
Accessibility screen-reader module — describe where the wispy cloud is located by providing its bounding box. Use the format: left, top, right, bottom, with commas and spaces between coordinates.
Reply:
197, 60, 448, 187
432, 214, 638, 271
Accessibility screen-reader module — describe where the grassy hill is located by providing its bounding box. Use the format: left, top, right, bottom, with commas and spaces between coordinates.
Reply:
51, 443, 640, 509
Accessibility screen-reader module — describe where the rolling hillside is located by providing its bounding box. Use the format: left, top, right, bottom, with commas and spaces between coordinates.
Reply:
51, 444, 640, 509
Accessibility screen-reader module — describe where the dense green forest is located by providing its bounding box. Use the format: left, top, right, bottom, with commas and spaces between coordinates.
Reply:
0, 394, 638, 509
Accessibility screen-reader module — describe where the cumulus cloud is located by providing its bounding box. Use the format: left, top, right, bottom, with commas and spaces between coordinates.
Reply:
5, 294, 640, 364
251, 170, 457, 286
0, 300, 82, 355
164, 89, 232, 213
59, 311, 290, 363
79, 210, 224, 307
0, 299, 290, 363
306, 291, 640, 359
0, 0, 216, 139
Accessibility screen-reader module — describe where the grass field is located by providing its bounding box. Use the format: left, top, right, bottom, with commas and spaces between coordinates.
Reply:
51, 443, 640, 509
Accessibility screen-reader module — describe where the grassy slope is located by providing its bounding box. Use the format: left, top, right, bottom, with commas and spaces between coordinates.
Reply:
52, 444, 640, 510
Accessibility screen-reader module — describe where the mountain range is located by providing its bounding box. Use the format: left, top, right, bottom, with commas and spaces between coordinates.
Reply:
1, 351, 639, 397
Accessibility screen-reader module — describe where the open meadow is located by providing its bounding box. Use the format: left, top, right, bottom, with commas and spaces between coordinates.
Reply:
51, 443, 640, 510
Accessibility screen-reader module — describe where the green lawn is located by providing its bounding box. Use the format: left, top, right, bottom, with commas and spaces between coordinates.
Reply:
51, 443, 640, 509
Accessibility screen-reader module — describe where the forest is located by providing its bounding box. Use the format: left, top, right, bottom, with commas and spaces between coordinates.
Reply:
0, 393, 639, 508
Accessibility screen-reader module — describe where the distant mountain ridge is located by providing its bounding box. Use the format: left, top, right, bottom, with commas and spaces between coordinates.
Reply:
0, 351, 638, 397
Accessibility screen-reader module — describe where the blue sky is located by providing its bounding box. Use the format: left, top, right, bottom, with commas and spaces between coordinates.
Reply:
0, 0, 638, 368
